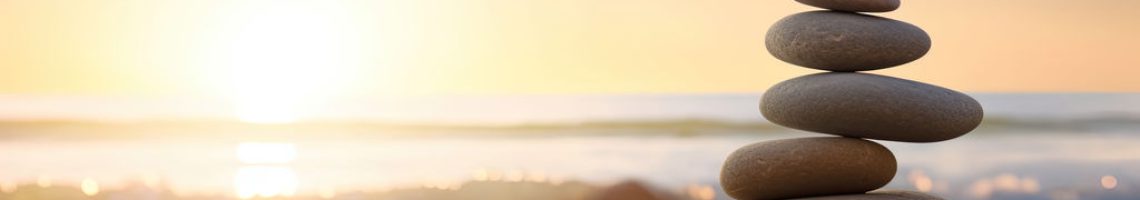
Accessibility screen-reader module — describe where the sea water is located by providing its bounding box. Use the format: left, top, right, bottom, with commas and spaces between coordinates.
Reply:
0, 93, 1137, 200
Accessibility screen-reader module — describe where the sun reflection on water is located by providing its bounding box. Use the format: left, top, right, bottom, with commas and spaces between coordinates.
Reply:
685, 184, 716, 200
1101, 175, 1118, 190
237, 143, 297, 164
317, 186, 336, 199
968, 173, 1042, 199
36, 176, 52, 188
235, 142, 298, 199
470, 169, 556, 184
235, 166, 298, 199
505, 170, 525, 182
81, 178, 100, 196
1, 180, 16, 193
142, 173, 164, 189
525, 171, 549, 183
421, 179, 461, 191
472, 169, 489, 181
908, 169, 934, 192
1020, 177, 1040, 193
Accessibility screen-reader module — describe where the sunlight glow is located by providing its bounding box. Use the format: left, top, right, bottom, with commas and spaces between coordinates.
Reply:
234, 142, 299, 199
686, 184, 716, 200
318, 186, 337, 199
1020, 177, 1040, 193
472, 169, 489, 181
36, 176, 51, 188
142, 173, 163, 189
81, 178, 100, 196
0, 180, 16, 193
969, 173, 1044, 198
524, 171, 548, 183
1102, 175, 1118, 189
907, 169, 934, 192
235, 166, 298, 199
505, 170, 525, 182
237, 143, 297, 164
216, 0, 361, 123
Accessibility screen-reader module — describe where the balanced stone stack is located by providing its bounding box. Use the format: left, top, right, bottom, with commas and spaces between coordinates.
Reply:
720, 0, 983, 200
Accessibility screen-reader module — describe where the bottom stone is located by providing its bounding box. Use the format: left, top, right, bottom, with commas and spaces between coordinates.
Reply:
720, 137, 896, 200
792, 190, 945, 200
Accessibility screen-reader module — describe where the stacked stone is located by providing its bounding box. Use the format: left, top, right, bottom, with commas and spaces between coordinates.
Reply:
720, 0, 983, 200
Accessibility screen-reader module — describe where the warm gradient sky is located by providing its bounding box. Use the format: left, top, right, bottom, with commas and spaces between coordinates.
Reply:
3, 0, 1140, 97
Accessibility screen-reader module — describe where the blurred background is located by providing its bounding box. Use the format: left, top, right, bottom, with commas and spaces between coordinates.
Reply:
2, 0, 1139, 199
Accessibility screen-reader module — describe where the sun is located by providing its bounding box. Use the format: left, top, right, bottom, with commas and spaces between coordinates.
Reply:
212, 0, 361, 124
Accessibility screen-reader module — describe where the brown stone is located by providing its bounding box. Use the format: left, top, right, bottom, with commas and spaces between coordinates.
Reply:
720, 137, 896, 200
792, 190, 945, 200
761, 72, 983, 142
766, 11, 930, 72
795, 0, 901, 12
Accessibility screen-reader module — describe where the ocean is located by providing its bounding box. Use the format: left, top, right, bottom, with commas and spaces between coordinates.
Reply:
0, 93, 1138, 200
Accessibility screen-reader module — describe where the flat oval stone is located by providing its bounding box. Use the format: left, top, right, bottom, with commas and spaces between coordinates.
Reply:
793, 190, 945, 200
766, 11, 930, 72
761, 73, 983, 142
795, 0, 901, 13
721, 137, 896, 200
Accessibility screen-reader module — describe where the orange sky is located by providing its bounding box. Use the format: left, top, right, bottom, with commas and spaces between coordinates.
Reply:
2, 0, 1139, 96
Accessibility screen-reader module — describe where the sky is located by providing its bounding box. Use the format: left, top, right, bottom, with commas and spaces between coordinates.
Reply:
2, 0, 1140, 98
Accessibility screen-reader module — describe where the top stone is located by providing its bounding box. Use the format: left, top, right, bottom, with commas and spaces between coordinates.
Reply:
796, 0, 901, 13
